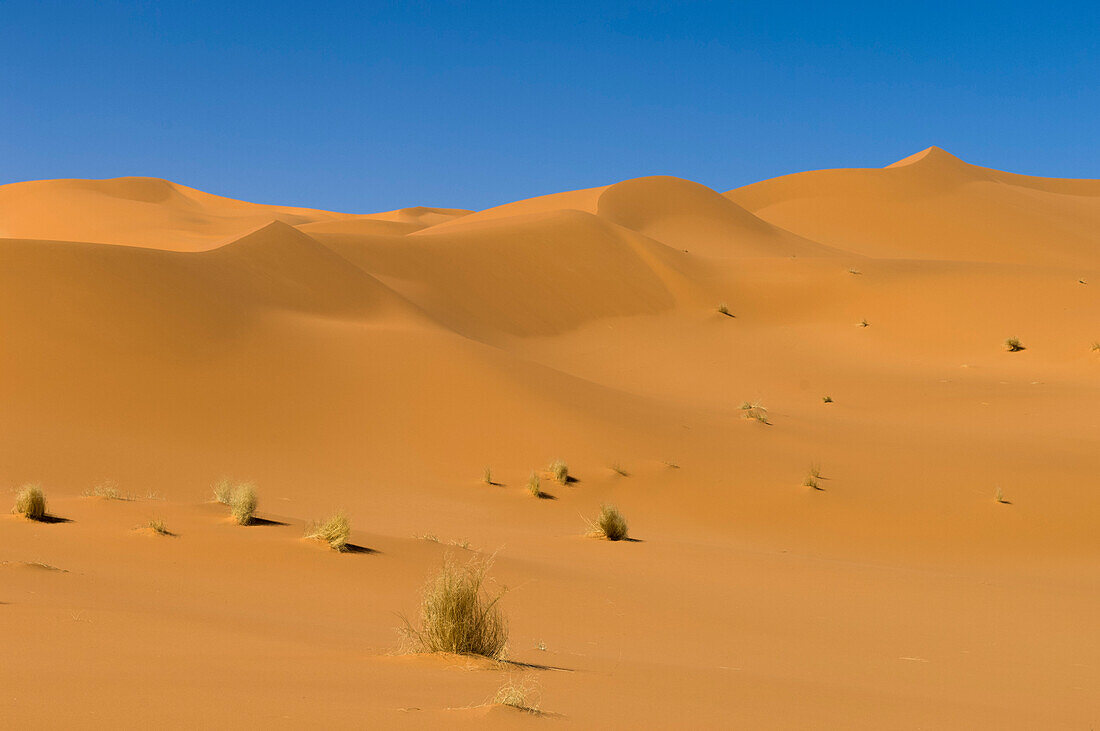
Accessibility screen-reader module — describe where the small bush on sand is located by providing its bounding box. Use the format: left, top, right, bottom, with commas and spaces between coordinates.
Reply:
13, 484, 47, 521
230, 483, 257, 525
85, 480, 129, 500
526, 473, 541, 498
611, 463, 628, 476
493, 676, 540, 713
587, 504, 629, 541
994, 487, 1010, 504
822, 395, 833, 404
1091, 342, 1099, 353
212, 477, 235, 505
400, 555, 508, 659
1005, 337, 1025, 352
740, 401, 769, 424
483, 466, 493, 485
148, 518, 170, 535
549, 459, 569, 485
306, 512, 351, 551
857, 318, 870, 328
717, 303, 733, 317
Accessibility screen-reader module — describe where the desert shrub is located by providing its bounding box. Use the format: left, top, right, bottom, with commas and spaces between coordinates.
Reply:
483, 466, 493, 485
717, 303, 732, 317
230, 483, 257, 525
611, 463, 628, 476
858, 318, 870, 328
548, 460, 569, 485
822, 395, 833, 404
400, 555, 508, 659
1091, 342, 1099, 352
212, 477, 234, 505
1005, 337, 1025, 352
148, 518, 170, 535
740, 401, 769, 423
493, 677, 540, 713
994, 487, 1009, 504
526, 473, 541, 498
588, 504, 629, 541
84, 480, 129, 500
307, 512, 351, 551
13, 484, 46, 521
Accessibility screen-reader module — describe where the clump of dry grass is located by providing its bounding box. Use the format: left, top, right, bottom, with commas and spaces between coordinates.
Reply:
587, 504, 629, 541
493, 676, 541, 713
822, 395, 833, 404
13, 484, 47, 521
306, 512, 351, 551
548, 460, 569, 485
610, 463, 628, 476
399, 555, 509, 659
84, 480, 131, 500
717, 303, 733, 317
994, 487, 1010, 504
1005, 337, 1025, 352
1090, 342, 1099, 353
229, 483, 257, 525
147, 518, 170, 535
212, 477, 235, 505
740, 401, 769, 424
526, 473, 542, 498
857, 318, 870, 328
483, 466, 493, 485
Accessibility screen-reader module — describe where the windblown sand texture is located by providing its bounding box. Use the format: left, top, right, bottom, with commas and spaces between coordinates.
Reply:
1, 147, 1097, 728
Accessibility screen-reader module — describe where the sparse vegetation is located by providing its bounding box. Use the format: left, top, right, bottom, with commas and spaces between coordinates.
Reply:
84, 480, 131, 500
994, 487, 1009, 504
13, 484, 47, 521
611, 463, 628, 476
717, 303, 733, 317
802, 475, 820, 490
740, 401, 769, 424
400, 555, 509, 659
229, 483, 257, 525
212, 477, 234, 505
1005, 337, 1025, 352
1091, 342, 1099, 353
549, 459, 569, 485
857, 318, 870, 328
527, 473, 542, 498
483, 466, 493, 485
848, 268, 862, 275
587, 504, 629, 541
306, 511, 351, 551
493, 677, 540, 713
147, 518, 170, 535
822, 395, 833, 404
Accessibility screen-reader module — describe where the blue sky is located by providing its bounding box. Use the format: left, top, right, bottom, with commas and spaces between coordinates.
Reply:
2, 1, 1097, 212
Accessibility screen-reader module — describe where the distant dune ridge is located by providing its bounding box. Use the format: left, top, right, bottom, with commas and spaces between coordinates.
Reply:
1, 148, 1098, 728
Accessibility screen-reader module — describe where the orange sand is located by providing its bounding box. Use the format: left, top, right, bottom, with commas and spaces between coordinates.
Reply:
1, 148, 1097, 728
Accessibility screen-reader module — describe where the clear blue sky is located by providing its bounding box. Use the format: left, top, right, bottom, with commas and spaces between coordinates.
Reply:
2, 1, 1097, 212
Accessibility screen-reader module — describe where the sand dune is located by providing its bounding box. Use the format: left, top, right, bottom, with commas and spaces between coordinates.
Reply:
726, 146, 1100, 265
2, 150, 1098, 728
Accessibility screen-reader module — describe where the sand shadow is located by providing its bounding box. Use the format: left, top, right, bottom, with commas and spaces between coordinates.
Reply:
503, 659, 575, 673
535, 492, 557, 501
343, 543, 379, 555
30, 514, 72, 524
246, 517, 289, 527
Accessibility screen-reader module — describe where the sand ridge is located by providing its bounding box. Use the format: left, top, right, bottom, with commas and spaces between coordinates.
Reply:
1, 149, 1098, 728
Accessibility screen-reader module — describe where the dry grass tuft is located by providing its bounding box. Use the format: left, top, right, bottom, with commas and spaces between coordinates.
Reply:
994, 487, 1010, 504
822, 395, 833, 404
212, 477, 235, 505
483, 466, 493, 485
587, 504, 629, 541
717, 303, 733, 317
548, 459, 569, 485
148, 518, 170, 535
84, 480, 131, 501
857, 318, 870, 328
13, 484, 47, 521
740, 401, 770, 424
1005, 337, 1025, 352
399, 555, 509, 659
610, 463, 629, 476
493, 676, 541, 713
229, 483, 257, 525
306, 512, 351, 551
526, 473, 542, 498
1091, 342, 1099, 353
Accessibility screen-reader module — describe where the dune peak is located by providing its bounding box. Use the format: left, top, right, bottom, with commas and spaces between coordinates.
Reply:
885, 146, 967, 169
